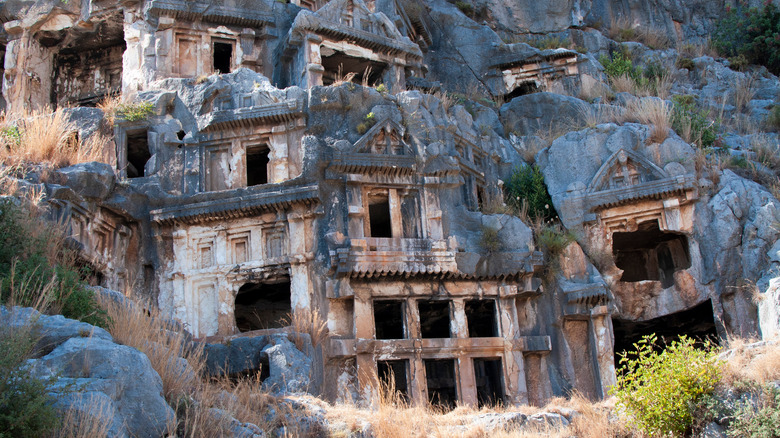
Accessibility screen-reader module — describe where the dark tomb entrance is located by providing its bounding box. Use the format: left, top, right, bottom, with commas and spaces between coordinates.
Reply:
613, 221, 691, 288
612, 299, 719, 363
424, 359, 458, 409
234, 278, 291, 332
474, 358, 504, 408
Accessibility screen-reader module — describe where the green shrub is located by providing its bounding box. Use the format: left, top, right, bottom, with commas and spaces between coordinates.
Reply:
530, 36, 572, 50
356, 112, 377, 135
479, 226, 503, 254
767, 105, 780, 130
599, 52, 642, 81
0, 324, 58, 437
0, 200, 107, 327
676, 57, 695, 70
729, 383, 780, 438
454, 1, 473, 16
375, 83, 387, 94
116, 101, 155, 122
504, 165, 556, 221
713, 3, 780, 74
728, 54, 750, 71
610, 334, 721, 437
671, 95, 720, 148
536, 223, 575, 258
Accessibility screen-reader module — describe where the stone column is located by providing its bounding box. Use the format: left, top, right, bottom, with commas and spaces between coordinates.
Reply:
305, 34, 324, 88
590, 305, 616, 398
270, 125, 290, 183
3, 22, 54, 113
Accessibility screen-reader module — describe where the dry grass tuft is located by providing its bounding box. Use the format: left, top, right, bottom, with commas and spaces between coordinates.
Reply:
0, 108, 105, 168
720, 337, 780, 387
96, 94, 123, 127
289, 308, 328, 351
677, 39, 719, 58
733, 74, 757, 113
99, 296, 293, 436
625, 98, 671, 144
608, 16, 670, 49
100, 297, 203, 402
52, 393, 115, 438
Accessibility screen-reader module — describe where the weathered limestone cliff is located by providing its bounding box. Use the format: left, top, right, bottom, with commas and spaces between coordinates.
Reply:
0, 0, 778, 424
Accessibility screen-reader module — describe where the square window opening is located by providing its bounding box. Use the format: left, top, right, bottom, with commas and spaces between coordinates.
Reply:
368, 197, 392, 238
126, 130, 150, 178
377, 359, 409, 400
246, 145, 270, 186
234, 278, 291, 332
465, 299, 498, 337
213, 41, 233, 74
418, 300, 451, 339
374, 300, 405, 339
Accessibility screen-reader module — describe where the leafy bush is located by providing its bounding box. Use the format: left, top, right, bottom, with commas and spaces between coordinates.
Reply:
536, 223, 575, 258
599, 52, 642, 81
454, 1, 473, 16
0, 200, 107, 327
479, 226, 503, 254
504, 165, 556, 221
356, 112, 377, 135
671, 95, 720, 148
729, 383, 780, 438
0, 324, 58, 437
610, 334, 721, 437
768, 105, 780, 130
116, 101, 155, 122
713, 3, 780, 74
676, 57, 695, 70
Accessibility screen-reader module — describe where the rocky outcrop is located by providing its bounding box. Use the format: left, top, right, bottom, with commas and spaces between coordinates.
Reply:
2, 306, 174, 438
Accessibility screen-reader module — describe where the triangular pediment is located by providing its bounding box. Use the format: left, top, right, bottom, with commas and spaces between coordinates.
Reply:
353, 118, 414, 156
587, 149, 668, 193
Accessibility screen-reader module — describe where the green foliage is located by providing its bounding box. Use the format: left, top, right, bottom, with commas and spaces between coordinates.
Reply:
767, 105, 780, 130
504, 165, 556, 221
0, 325, 58, 437
356, 112, 377, 135
610, 334, 721, 437
676, 57, 695, 70
599, 52, 642, 81
713, 3, 780, 74
375, 83, 387, 94
671, 95, 720, 148
0, 126, 21, 146
0, 200, 107, 327
116, 101, 155, 122
729, 383, 780, 438
479, 226, 503, 254
536, 223, 575, 258
454, 1, 473, 16
728, 54, 749, 71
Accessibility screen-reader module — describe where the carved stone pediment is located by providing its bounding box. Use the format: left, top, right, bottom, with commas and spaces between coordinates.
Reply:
353, 118, 413, 156
587, 149, 667, 193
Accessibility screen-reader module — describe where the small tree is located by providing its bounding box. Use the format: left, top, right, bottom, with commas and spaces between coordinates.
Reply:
504, 165, 556, 221
610, 334, 721, 437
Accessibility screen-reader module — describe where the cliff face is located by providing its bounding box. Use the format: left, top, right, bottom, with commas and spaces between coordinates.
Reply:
0, 0, 778, 412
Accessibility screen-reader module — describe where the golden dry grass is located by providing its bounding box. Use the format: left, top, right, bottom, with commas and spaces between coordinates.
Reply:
0, 108, 104, 168
607, 16, 670, 49
720, 337, 780, 387
98, 297, 326, 437
732, 74, 757, 114
289, 308, 329, 351
625, 98, 672, 144
51, 393, 115, 438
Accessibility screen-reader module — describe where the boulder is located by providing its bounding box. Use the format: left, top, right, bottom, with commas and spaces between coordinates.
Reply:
55, 162, 116, 200
500, 92, 590, 138
203, 335, 270, 377
262, 334, 313, 395
28, 336, 175, 437
0, 306, 112, 357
